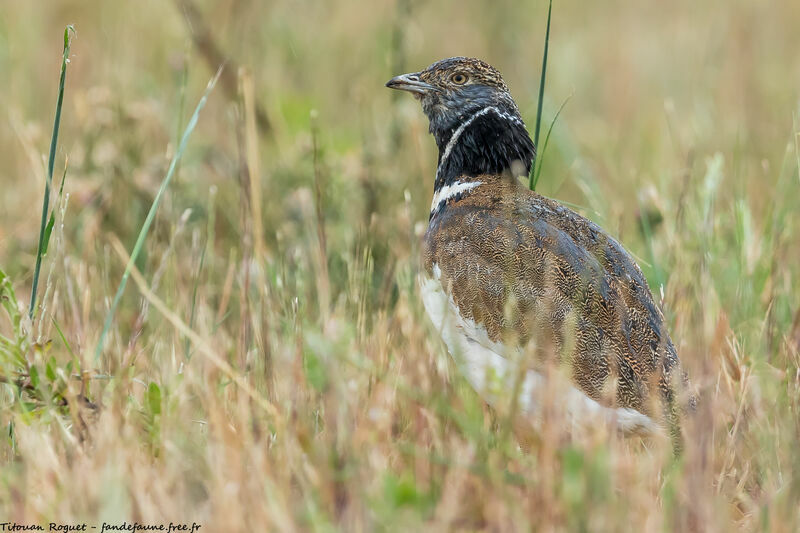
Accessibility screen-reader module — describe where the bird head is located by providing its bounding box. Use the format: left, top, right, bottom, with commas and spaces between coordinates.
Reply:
386, 57, 534, 183
386, 57, 518, 140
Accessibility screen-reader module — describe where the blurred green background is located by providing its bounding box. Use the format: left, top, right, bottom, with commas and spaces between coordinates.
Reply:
0, 0, 799, 530
2, 1, 798, 265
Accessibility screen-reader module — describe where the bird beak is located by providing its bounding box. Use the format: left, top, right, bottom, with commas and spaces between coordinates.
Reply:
385, 72, 435, 95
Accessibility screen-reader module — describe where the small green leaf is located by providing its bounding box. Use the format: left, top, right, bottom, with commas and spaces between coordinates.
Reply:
20, 403, 39, 416
383, 473, 419, 508
64, 25, 76, 51
45, 356, 57, 382
146, 382, 162, 416
561, 446, 585, 504
303, 350, 327, 392
41, 212, 56, 256
29, 366, 40, 389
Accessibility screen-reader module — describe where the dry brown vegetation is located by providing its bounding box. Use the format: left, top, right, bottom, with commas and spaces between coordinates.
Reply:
1, 0, 799, 531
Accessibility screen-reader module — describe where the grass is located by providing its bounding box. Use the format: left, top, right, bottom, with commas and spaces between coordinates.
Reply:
28, 25, 74, 320
1, 0, 800, 531
530, 0, 553, 191
94, 67, 221, 362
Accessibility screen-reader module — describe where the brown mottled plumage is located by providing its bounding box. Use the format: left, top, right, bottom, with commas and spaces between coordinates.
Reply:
424, 174, 679, 412
387, 57, 692, 438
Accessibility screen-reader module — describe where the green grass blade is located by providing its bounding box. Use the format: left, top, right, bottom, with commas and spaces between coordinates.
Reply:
42, 162, 70, 257
532, 93, 571, 191
529, 0, 553, 190
94, 67, 222, 362
52, 317, 77, 361
29, 25, 75, 319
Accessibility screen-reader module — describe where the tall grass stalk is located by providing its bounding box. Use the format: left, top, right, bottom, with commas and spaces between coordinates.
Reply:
531, 93, 571, 191
94, 67, 222, 362
29, 26, 74, 319
36, 162, 70, 343
240, 68, 265, 260
529, 0, 552, 191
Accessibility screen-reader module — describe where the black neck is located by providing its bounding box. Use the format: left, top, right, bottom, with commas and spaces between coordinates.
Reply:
433, 106, 536, 191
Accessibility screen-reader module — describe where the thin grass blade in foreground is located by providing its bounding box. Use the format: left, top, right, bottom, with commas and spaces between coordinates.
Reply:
529, 0, 552, 191
29, 25, 75, 319
94, 67, 223, 362
532, 93, 571, 191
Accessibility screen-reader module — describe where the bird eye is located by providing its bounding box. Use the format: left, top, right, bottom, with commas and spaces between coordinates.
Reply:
451, 73, 468, 85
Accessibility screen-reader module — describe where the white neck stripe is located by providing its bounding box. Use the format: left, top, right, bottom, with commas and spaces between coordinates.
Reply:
430, 180, 483, 212
435, 106, 524, 183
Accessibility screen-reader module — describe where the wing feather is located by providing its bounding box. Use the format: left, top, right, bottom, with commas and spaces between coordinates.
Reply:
423, 174, 684, 415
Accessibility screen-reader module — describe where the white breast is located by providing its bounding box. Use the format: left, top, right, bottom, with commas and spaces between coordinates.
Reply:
419, 264, 657, 435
